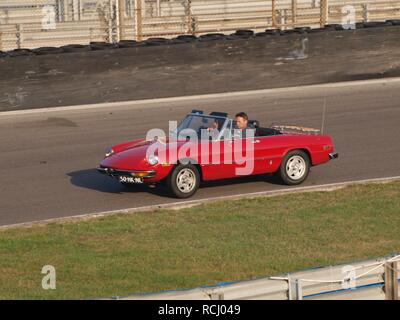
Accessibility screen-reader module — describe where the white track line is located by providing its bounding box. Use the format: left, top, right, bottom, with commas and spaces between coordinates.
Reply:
1, 175, 399, 230
1, 77, 400, 117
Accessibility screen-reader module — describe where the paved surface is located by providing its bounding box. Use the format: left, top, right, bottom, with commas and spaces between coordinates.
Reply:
1, 26, 400, 111
0, 80, 399, 226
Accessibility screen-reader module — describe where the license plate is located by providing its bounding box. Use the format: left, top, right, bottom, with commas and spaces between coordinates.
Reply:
119, 176, 144, 184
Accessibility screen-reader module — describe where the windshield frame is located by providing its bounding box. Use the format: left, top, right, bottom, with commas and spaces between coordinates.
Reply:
172, 113, 230, 141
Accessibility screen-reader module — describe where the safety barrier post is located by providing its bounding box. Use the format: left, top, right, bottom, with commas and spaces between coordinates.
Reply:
282, 9, 288, 29
116, 0, 123, 42
362, 4, 370, 22
135, 0, 143, 41
320, 0, 328, 28
16, 24, 22, 49
272, 0, 277, 28
156, 0, 161, 17
89, 27, 94, 42
186, 0, 195, 34
384, 262, 399, 300
292, 0, 297, 27
209, 292, 224, 300
70, 0, 80, 21
288, 277, 302, 300
107, 0, 113, 43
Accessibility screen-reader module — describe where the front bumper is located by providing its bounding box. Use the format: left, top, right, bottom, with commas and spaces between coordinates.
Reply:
329, 152, 339, 160
97, 167, 156, 179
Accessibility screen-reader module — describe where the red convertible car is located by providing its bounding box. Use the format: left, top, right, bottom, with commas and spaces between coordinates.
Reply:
97, 110, 338, 198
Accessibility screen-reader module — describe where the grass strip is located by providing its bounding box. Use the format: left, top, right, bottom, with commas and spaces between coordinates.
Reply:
0, 181, 399, 299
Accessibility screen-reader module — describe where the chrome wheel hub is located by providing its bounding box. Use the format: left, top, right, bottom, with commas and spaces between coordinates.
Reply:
176, 168, 196, 193
286, 156, 306, 180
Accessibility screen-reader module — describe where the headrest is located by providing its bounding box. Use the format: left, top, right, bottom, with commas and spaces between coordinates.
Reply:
249, 120, 260, 128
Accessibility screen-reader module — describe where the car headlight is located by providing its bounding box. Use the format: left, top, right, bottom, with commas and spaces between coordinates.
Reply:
147, 154, 159, 165
105, 148, 114, 158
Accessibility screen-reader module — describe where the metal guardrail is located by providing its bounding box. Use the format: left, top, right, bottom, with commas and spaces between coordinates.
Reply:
0, 0, 400, 51
116, 254, 399, 300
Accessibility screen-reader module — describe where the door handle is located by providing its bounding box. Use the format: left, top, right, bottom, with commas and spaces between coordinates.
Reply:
252, 139, 261, 144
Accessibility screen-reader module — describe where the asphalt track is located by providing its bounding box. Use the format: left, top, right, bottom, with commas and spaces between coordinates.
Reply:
0, 79, 400, 227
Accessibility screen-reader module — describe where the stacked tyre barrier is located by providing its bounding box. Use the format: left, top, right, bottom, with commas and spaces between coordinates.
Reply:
1, 19, 400, 58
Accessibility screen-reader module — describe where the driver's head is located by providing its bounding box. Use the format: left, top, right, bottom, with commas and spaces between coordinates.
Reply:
211, 119, 219, 130
235, 112, 248, 130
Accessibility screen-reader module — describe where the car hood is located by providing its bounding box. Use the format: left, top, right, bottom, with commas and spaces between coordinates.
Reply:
100, 138, 187, 170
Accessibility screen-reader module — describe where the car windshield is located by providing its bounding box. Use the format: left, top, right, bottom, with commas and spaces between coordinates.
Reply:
171, 114, 228, 140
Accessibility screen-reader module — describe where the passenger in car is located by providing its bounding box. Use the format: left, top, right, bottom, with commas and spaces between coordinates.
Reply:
206, 119, 220, 140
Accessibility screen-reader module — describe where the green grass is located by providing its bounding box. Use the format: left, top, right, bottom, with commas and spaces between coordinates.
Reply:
0, 181, 399, 299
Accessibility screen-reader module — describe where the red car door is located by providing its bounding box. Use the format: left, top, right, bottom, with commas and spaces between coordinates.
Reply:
252, 135, 287, 174
200, 139, 238, 180
230, 136, 268, 176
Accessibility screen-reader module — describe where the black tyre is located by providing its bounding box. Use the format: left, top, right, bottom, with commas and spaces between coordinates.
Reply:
90, 42, 118, 51
60, 44, 90, 53
255, 32, 269, 37
176, 34, 198, 41
307, 27, 326, 33
294, 27, 311, 34
281, 29, 298, 35
386, 19, 400, 26
166, 164, 200, 198
362, 21, 386, 28
117, 40, 142, 48
171, 35, 198, 44
198, 33, 226, 41
33, 47, 63, 55
231, 29, 254, 38
264, 29, 281, 35
355, 22, 365, 29
144, 38, 171, 46
278, 150, 310, 185
7, 48, 33, 57
175, 35, 198, 42
226, 34, 243, 40
325, 24, 343, 31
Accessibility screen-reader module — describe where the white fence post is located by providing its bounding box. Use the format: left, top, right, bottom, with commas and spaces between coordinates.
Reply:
289, 277, 303, 300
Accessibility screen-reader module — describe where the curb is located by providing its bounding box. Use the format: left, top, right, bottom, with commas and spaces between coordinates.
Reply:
1, 175, 399, 230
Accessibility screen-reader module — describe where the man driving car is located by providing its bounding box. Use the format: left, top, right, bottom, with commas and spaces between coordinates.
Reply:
233, 112, 255, 138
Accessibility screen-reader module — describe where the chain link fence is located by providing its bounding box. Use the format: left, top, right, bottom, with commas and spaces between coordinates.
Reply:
1, 0, 400, 51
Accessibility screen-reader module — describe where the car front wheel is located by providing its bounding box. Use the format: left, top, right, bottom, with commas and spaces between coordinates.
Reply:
166, 164, 200, 198
278, 150, 310, 185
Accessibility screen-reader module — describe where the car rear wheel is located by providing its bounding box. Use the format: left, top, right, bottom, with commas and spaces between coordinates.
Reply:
278, 150, 310, 185
166, 164, 200, 198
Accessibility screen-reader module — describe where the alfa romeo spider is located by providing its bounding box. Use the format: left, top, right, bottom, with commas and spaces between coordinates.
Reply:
97, 110, 338, 198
